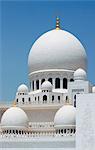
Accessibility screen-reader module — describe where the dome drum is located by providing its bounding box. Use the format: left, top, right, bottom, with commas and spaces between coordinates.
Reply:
29, 69, 74, 82
29, 69, 74, 91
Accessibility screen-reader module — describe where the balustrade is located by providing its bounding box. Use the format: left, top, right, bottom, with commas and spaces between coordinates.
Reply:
0, 129, 75, 139
16, 100, 64, 106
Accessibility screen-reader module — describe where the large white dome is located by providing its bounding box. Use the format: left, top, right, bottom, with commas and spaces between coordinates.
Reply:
1, 107, 29, 129
54, 105, 76, 129
28, 29, 87, 74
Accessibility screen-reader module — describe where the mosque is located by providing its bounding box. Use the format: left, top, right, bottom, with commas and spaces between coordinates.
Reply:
0, 18, 95, 149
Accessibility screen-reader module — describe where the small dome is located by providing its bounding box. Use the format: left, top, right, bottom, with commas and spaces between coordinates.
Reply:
41, 81, 52, 91
74, 68, 87, 80
1, 107, 29, 129
17, 84, 28, 93
92, 86, 95, 93
54, 105, 76, 129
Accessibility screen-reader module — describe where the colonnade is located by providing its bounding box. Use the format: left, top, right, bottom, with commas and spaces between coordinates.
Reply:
30, 77, 74, 91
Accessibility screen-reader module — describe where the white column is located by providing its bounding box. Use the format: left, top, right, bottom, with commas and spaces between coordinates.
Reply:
60, 79, 63, 89
34, 80, 36, 91
39, 79, 41, 89
53, 78, 55, 89
31, 82, 32, 91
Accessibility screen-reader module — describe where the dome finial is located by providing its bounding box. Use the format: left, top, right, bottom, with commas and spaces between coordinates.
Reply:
56, 17, 60, 30
12, 100, 16, 107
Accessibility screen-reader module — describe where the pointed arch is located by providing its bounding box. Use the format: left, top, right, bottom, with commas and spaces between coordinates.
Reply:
32, 81, 34, 90
48, 78, 52, 84
43, 95, 47, 102
70, 78, 74, 82
36, 80, 39, 90
63, 78, 67, 89
41, 79, 45, 84
55, 78, 60, 88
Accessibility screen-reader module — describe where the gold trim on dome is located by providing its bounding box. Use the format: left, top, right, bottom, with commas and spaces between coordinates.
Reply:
56, 17, 60, 30
12, 101, 17, 107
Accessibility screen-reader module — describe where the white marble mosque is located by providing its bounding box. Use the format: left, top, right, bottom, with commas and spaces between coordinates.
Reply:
0, 18, 95, 149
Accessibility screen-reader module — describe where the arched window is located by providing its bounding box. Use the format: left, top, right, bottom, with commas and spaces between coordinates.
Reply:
41, 79, 45, 84
74, 95, 76, 107
43, 95, 47, 102
74, 100, 76, 107
64, 129, 66, 133
32, 81, 34, 90
71, 129, 73, 133
22, 98, 24, 103
63, 78, 67, 89
19, 130, 21, 134
36, 80, 39, 90
74, 95, 76, 99
66, 96, 68, 100
16, 99, 18, 103
74, 129, 76, 133
48, 78, 52, 84
38, 96, 39, 101
70, 78, 74, 82
29, 97, 31, 103
16, 130, 18, 134
58, 96, 60, 103
52, 95, 54, 102
61, 129, 63, 134
55, 78, 60, 88
13, 130, 15, 134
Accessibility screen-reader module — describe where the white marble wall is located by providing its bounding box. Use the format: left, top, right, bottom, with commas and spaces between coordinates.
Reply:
25, 109, 58, 122
0, 136, 75, 149
76, 93, 95, 150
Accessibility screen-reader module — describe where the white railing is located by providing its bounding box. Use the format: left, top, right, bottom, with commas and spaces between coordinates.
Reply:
16, 100, 64, 106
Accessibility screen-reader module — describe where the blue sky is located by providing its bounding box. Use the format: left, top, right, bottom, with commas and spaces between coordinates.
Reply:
0, 1, 95, 102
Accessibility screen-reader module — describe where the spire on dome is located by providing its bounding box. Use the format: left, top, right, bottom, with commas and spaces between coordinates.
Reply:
56, 17, 60, 30
12, 100, 16, 107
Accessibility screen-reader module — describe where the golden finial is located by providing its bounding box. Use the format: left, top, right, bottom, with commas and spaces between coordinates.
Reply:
56, 17, 60, 30
12, 100, 16, 107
